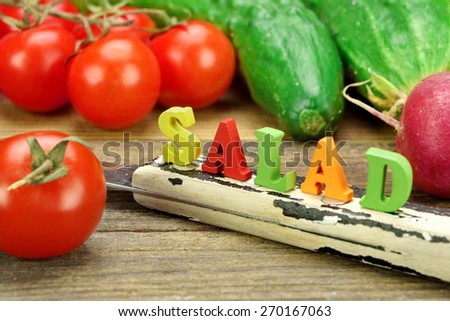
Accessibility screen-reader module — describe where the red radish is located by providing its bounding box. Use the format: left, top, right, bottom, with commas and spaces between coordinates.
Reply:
345, 72, 450, 198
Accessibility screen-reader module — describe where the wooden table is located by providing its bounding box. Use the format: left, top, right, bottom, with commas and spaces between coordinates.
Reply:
1, 85, 450, 301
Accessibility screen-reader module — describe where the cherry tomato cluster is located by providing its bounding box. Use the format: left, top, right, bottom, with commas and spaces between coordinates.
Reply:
0, 1, 236, 129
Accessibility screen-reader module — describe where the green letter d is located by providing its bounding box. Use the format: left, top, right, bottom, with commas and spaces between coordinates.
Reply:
360, 148, 413, 213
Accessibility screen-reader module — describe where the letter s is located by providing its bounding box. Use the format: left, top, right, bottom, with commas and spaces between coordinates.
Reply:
158, 107, 201, 166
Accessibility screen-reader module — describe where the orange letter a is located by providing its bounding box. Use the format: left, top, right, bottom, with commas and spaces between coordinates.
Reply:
300, 136, 353, 202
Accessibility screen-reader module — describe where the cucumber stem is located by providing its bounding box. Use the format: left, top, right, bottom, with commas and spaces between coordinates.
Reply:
343, 81, 401, 132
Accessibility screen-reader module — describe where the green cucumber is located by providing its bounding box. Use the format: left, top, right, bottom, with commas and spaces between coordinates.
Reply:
128, 0, 345, 141
304, 0, 450, 118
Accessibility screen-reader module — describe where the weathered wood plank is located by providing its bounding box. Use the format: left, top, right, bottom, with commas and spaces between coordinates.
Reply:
1, 214, 449, 300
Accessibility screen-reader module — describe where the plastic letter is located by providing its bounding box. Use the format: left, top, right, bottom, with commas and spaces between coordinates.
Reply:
360, 147, 413, 213
254, 127, 296, 193
202, 118, 252, 181
300, 136, 354, 202
158, 107, 201, 166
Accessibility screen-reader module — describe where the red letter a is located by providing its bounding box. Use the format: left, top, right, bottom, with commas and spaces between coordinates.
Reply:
202, 118, 252, 181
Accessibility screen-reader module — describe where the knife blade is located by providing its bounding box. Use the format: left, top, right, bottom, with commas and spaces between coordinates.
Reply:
105, 163, 253, 216
104, 156, 450, 283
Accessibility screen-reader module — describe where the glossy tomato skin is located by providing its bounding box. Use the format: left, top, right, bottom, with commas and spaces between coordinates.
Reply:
68, 35, 160, 129
0, 131, 106, 259
0, 25, 76, 112
149, 20, 236, 109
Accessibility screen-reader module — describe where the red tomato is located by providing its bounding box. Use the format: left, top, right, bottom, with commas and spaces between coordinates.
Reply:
108, 6, 156, 43
40, 0, 80, 32
149, 20, 236, 109
71, 6, 155, 43
0, 131, 106, 258
71, 20, 102, 41
0, 25, 76, 112
67, 35, 161, 129
0, 5, 23, 38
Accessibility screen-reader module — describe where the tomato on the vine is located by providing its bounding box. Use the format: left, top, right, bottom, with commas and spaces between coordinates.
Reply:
40, 0, 80, 32
67, 34, 161, 129
149, 20, 236, 109
0, 25, 76, 112
71, 6, 156, 43
107, 6, 156, 43
0, 131, 106, 259
0, 5, 23, 38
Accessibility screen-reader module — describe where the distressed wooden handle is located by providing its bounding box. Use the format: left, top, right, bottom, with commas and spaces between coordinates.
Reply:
132, 156, 450, 282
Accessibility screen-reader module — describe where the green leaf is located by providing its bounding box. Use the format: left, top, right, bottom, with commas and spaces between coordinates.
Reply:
63, 136, 92, 149
26, 137, 48, 170
47, 140, 70, 167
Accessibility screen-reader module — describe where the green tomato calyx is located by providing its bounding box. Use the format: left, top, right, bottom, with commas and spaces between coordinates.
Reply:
7, 136, 89, 191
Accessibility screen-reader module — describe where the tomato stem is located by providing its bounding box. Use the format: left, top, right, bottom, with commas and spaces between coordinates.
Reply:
0, 0, 179, 37
7, 159, 55, 191
7, 136, 89, 191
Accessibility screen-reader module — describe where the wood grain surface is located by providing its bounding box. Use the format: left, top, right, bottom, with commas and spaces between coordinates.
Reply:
1, 85, 450, 301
